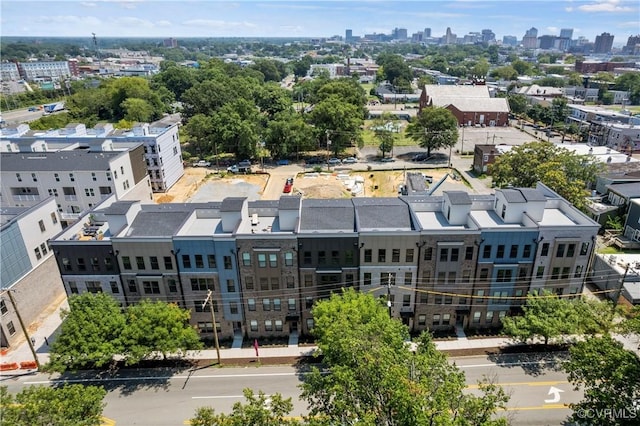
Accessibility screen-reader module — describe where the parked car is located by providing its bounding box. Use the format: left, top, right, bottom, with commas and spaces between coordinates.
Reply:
193, 160, 211, 167
422, 174, 433, 183
227, 165, 239, 173
28, 106, 38, 112
343, 157, 357, 164
327, 158, 342, 165
283, 177, 294, 193
306, 157, 322, 165
286, 177, 294, 185
412, 153, 429, 162
380, 157, 395, 162
277, 159, 290, 166
238, 160, 252, 168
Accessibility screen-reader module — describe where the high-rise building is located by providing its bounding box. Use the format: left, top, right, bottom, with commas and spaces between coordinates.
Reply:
594, 32, 614, 53
392, 27, 408, 40
481, 29, 495, 43
345, 29, 353, 43
522, 27, 538, 49
443, 27, 457, 45
560, 28, 574, 39
538, 35, 557, 50
623, 34, 640, 54
424, 28, 431, 38
502, 35, 518, 46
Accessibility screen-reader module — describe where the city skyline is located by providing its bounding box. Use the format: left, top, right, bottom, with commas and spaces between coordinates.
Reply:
1, 0, 638, 46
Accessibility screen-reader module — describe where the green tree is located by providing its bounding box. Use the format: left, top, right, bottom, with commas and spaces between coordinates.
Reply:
47, 293, 126, 372
406, 107, 459, 157
249, 58, 283, 82
292, 55, 313, 78
377, 53, 413, 89
103, 77, 165, 121
264, 111, 315, 159
254, 83, 294, 119
507, 94, 528, 115
501, 291, 580, 345
308, 96, 364, 156
471, 58, 490, 78
152, 62, 198, 100
190, 389, 301, 426
211, 98, 262, 159
615, 73, 640, 104
511, 60, 532, 75
1, 384, 106, 426
564, 336, 640, 425
184, 113, 216, 157
372, 113, 397, 158
120, 299, 202, 365
121, 97, 154, 122
490, 66, 518, 81
489, 141, 602, 210
300, 289, 509, 426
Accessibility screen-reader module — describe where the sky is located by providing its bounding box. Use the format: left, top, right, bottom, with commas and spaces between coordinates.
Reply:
1, 0, 638, 45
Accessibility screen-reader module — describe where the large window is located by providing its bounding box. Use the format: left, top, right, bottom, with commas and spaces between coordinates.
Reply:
284, 252, 293, 266
392, 249, 400, 262
195, 255, 204, 268
191, 278, 215, 291
182, 255, 191, 268
207, 255, 217, 268
150, 256, 159, 270
136, 256, 145, 269
269, 253, 277, 268
257, 254, 267, 267
378, 249, 386, 263
242, 252, 251, 266
483, 245, 492, 258
143, 281, 160, 294
364, 249, 372, 263
164, 256, 173, 270
248, 299, 256, 311
223, 256, 232, 269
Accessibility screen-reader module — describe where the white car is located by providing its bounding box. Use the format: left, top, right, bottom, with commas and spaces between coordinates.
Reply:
327, 158, 342, 165
193, 160, 211, 167
343, 157, 357, 164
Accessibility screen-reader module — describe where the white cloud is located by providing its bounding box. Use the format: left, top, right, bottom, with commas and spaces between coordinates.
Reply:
618, 20, 640, 28
182, 19, 258, 30
80, 2, 97, 7
34, 15, 102, 26
547, 26, 559, 34
110, 16, 155, 28
156, 20, 171, 27
578, 0, 634, 12
565, 6, 574, 12
279, 25, 304, 33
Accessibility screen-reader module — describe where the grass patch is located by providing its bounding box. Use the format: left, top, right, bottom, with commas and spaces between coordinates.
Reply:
598, 245, 640, 255
362, 120, 416, 147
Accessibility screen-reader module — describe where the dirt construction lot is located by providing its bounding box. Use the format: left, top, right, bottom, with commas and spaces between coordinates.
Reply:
156, 166, 465, 204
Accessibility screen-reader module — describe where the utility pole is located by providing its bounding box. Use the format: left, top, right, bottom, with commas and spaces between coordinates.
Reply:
387, 273, 392, 318
612, 263, 630, 313
6, 290, 40, 369
203, 290, 221, 365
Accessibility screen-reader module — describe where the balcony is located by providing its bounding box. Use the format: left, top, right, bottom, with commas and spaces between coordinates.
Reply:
60, 212, 81, 221
12, 194, 40, 202
64, 195, 78, 201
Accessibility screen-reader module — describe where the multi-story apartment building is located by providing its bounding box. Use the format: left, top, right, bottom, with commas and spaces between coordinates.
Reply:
49, 184, 599, 341
15, 61, 72, 81
1, 118, 184, 193
1, 62, 21, 81
1, 197, 65, 348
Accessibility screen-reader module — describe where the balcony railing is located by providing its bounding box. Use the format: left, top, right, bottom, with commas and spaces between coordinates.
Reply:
12, 194, 40, 202
64, 195, 78, 201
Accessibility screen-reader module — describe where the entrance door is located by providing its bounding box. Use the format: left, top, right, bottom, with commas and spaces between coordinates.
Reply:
290, 321, 298, 332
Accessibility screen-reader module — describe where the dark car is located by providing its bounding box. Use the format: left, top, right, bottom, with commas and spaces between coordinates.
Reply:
412, 153, 429, 162
283, 179, 293, 193
306, 157, 322, 165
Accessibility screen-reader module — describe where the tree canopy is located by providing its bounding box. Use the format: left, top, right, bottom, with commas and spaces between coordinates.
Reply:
489, 141, 603, 210
406, 107, 459, 157
300, 289, 509, 426
1, 384, 106, 426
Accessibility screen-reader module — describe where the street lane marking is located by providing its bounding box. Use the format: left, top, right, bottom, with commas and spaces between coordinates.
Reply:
192, 395, 249, 399
466, 380, 569, 389
101, 416, 116, 426
25, 372, 305, 385
458, 361, 562, 368
503, 404, 568, 411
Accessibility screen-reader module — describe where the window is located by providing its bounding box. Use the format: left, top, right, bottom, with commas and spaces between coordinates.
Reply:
318, 251, 326, 265
384, 272, 396, 286
451, 248, 459, 262
136, 256, 145, 269
541, 243, 550, 256
265, 320, 273, 331
263, 299, 271, 311
306, 297, 314, 309
561, 267, 570, 279
245, 276, 254, 290
499, 311, 506, 320
345, 250, 354, 264
473, 312, 481, 323
288, 298, 296, 311
509, 245, 518, 258
286, 276, 295, 289
224, 256, 232, 269
248, 299, 256, 311
536, 266, 545, 279
273, 299, 281, 311
442, 313, 451, 325
260, 278, 269, 291
403, 294, 411, 307
150, 256, 159, 270
363, 272, 372, 286
497, 269, 512, 283
331, 250, 340, 265
275, 320, 283, 332
0, 300, 7, 315
392, 249, 400, 262
364, 249, 372, 263
143, 281, 160, 294
69, 173, 75, 182
556, 244, 566, 258
77, 258, 86, 271
424, 247, 433, 261
230, 302, 239, 314
523, 245, 532, 258
40, 243, 48, 256
378, 249, 386, 262
445, 295, 453, 304
51, 212, 58, 225
191, 278, 215, 291
34, 247, 42, 260
501, 204, 507, 219
128, 280, 137, 293
496, 245, 505, 258
7, 321, 16, 336
195, 255, 204, 268
227, 280, 236, 292
307, 319, 315, 330
418, 315, 426, 326
567, 244, 576, 257
462, 270, 471, 283
486, 311, 494, 323
580, 242, 589, 256
195, 300, 210, 313
434, 295, 442, 304
551, 267, 560, 280
84, 281, 100, 293
304, 275, 313, 287
258, 254, 267, 267
164, 256, 173, 270
575, 265, 583, 278
459, 297, 467, 305
250, 320, 258, 332
433, 314, 441, 326
439, 248, 449, 262
479, 268, 489, 280
422, 270, 431, 286
92, 172, 97, 181
404, 272, 412, 286
483, 245, 492, 258
168, 279, 177, 293
303, 251, 312, 265
271, 278, 279, 290
62, 258, 72, 271
284, 252, 293, 266
90, 257, 99, 271
69, 282, 79, 294
207, 255, 217, 268
406, 249, 414, 263
182, 255, 191, 268
465, 246, 474, 260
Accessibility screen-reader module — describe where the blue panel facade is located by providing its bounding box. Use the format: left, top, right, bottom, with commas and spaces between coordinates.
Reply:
0, 224, 31, 288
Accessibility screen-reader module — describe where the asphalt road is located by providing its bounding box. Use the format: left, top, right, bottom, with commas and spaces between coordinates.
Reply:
1, 107, 46, 124
5, 352, 581, 426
